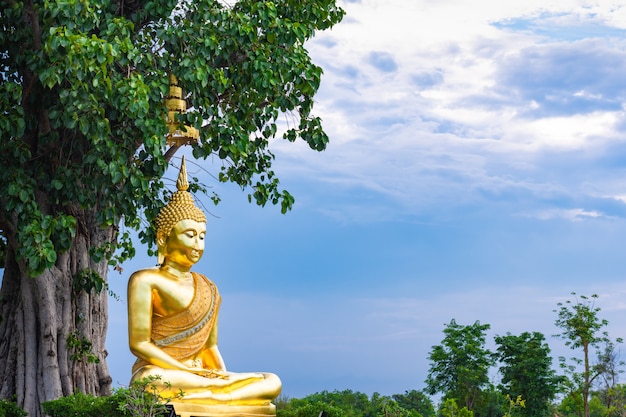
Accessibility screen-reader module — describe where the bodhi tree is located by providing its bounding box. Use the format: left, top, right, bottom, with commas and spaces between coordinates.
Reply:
0, 0, 344, 416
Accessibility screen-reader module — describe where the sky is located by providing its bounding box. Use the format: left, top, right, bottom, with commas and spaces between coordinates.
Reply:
106, 0, 626, 400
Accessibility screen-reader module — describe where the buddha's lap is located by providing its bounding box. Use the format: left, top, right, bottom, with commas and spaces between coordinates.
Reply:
131, 365, 270, 391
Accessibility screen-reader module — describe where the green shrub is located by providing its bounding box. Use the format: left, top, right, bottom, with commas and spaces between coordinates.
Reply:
0, 399, 27, 417
41, 377, 177, 417
116, 376, 179, 417
41, 391, 127, 417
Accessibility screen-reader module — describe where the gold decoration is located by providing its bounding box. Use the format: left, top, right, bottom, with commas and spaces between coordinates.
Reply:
166, 74, 200, 146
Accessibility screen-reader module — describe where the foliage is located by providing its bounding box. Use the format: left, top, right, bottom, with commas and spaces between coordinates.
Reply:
0, 0, 344, 273
587, 396, 606, 417
494, 331, 560, 417
0, 399, 27, 417
470, 384, 507, 417
42, 377, 179, 417
284, 401, 347, 417
437, 399, 473, 417
555, 294, 609, 353
378, 399, 411, 417
502, 395, 525, 417
425, 319, 493, 411
594, 340, 625, 412
392, 390, 436, 417
590, 384, 626, 417
277, 390, 432, 417
117, 376, 182, 417
554, 293, 617, 417
557, 393, 584, 417
67, 330, 100, 363
275, 394, 293, 411
299, 390, 376, 417
41, 391, 126, 417
72, 268, 107, 294
277, 398, 347, 417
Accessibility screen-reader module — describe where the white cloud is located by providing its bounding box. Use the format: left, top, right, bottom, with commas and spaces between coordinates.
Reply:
529, 208, 606, 221
611, 195, 626, 204
259, 0, 626, 222
499, 111, 625, 152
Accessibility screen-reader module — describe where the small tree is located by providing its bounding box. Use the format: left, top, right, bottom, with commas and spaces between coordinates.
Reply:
118, 376, 182, 417
554, 293, 616, 417
494, 331, 560, 417
425, 319, 493, 411
595, 340, 625, 412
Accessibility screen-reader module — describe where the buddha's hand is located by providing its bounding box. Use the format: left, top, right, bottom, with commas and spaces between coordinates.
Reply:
188, 368, 229, 379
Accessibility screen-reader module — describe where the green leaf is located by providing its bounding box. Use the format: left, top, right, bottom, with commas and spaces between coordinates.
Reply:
51, 179, 63, 190
19, 189, 29, 203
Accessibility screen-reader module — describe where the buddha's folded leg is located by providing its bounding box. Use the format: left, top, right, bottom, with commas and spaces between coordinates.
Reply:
132, 365, 225, 392
131, 366, 280, 405
182, 373, 282, 405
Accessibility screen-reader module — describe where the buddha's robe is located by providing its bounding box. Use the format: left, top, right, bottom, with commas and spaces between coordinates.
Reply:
132, 272, 220, 374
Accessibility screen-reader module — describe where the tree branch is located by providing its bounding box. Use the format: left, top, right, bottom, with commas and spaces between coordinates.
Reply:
163, 145, 180, 162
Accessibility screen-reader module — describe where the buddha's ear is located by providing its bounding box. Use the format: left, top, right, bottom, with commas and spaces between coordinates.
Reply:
156, 232, 167, 265
156, 231, 167, 248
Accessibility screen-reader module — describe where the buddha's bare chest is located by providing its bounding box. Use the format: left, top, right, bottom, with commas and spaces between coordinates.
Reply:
151, 278, 195, 317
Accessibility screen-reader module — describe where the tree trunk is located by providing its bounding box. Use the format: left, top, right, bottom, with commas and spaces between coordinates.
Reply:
0, 223, 114, 417
584, 342, 589, 417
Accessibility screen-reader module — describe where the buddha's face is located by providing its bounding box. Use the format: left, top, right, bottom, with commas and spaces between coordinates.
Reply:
162, 219, 207, 266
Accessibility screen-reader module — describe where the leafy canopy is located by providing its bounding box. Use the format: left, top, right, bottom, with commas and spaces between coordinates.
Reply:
425, 319, 493, 410
553, 293, 622, 417
554, 293, 609, 351
495, 332, 559, 417
0, 0, 344, 275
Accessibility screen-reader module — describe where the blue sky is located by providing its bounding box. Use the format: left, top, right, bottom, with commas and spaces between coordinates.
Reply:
105, 0, 626, 400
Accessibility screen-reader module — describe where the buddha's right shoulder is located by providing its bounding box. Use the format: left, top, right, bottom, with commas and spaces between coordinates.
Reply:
128, 268, 162, 285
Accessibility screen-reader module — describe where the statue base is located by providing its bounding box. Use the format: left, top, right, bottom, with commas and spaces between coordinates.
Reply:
169, 402, 276, 417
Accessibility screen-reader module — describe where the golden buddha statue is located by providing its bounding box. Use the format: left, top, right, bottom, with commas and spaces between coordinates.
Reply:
127, 156, 281, 417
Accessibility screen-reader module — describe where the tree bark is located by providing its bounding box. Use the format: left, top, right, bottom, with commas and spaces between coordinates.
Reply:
0, 223, 114, 417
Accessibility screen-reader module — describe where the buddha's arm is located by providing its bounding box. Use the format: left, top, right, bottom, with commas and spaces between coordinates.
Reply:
127, 272, 190, 371
199, 316, 226, 371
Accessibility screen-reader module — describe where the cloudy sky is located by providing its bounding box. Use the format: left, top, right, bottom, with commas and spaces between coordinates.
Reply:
107, 0, 626, 400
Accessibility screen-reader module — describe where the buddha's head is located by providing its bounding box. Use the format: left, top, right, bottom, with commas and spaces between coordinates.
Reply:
154, 156, 207, 265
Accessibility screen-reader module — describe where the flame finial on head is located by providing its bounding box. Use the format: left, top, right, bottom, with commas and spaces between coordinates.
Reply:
176, 155, 189, 192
